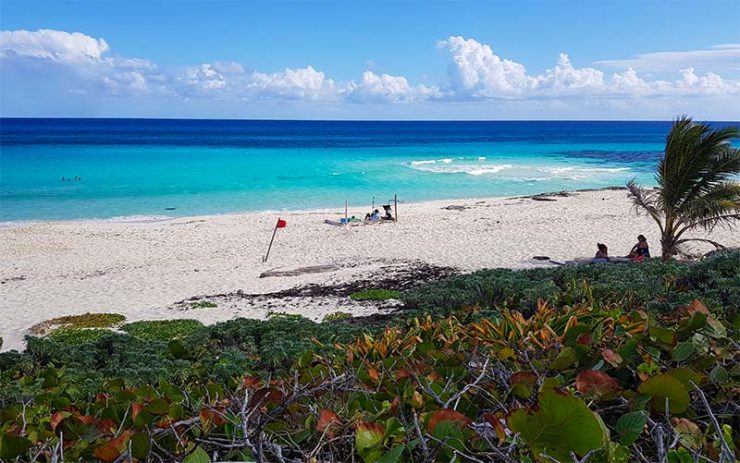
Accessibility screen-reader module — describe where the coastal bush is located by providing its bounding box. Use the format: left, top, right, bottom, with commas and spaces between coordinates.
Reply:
1, 255, 738, 461
47, 327, 113, 345
323, 311, 352, 322
121, 319, 204, 341
189, 300, 218, 309
30, 313, 126, 336
403, 251, 740, 316
350, 289, 402, 301
1, 299, 736, 462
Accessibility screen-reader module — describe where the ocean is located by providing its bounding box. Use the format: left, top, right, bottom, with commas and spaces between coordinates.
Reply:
0, 119, 735, 223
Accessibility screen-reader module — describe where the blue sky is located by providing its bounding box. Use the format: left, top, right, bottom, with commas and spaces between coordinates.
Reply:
1, 0, 739, 119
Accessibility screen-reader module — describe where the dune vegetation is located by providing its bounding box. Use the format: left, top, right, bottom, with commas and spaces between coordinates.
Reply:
0, 251, 738, 462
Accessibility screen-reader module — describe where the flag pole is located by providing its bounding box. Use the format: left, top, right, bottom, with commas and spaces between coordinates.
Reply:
263, 218, 280, 263
394, 194, 398, 222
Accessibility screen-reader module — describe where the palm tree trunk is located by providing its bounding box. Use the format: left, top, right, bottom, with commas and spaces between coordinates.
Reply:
661, 233, 675, 261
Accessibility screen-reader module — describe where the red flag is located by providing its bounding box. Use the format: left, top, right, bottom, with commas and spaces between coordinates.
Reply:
276, 218, 287, 228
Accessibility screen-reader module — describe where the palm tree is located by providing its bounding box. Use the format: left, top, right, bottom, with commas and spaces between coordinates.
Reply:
627, 116, 740, 260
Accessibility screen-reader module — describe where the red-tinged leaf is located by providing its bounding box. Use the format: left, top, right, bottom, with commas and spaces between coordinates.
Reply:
367, 367, 380, 382
427, 409, 473, 433
95, 393, 108, 403
50, 411, 65, 431
427, 371, 442, 383
390, 395, 401, 415
602, 349, 623, 367
317, 409, 341, 438
154, 417, 172, 429
409, 390, 424, 409
93, 431, 134, 462
77, 415, 95, 425
93, 444, 121, 462
510, 371, 537, 398
510, 371, 537, 386
242, 375, 261, 389
687, 299, 709, 315
576, 333, 592, 345
484, 413, 506, 445
356, 422, 385, 451
575, 371, 620, 396
672, 418, 704, 449
131, 403, 144, 420
96, 418, 118, 434
395, 368, 410, 380
248, 387, 284, 408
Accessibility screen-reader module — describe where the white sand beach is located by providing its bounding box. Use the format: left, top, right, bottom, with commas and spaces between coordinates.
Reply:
1, 188, 738, 351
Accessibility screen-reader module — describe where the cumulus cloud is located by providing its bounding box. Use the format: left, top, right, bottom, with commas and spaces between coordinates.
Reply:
0, 29, 160, 94
345, 71, 438, 102
246, 66, 335, 100
437, 36, 531, 97
1, 29, 739, 118
0, 29, 109, 62
437, 35, 740, 100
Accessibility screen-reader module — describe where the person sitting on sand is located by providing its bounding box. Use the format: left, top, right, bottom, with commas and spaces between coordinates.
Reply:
369, 209, 381, 221
628, 235, 650, 261
592, 243, 609, 263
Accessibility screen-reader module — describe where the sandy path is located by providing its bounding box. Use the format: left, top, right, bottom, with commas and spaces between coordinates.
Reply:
1, 189, 737, 351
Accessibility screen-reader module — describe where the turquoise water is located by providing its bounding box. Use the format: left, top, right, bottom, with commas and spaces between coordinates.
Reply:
1, 119, 731, 223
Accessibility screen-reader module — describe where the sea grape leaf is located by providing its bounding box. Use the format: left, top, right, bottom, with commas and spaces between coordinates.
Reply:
0, 434, 32, 460
671, 342, 695, 362
356, 422, 385, 452
426, 409, 472, 433
637, 374, 690, 414
130, 432, 150, 459
317, 409, 341, 438
667, 448, 693, 463
551, 347, 578, 370
709, 365, 728, 385
601, 349, 623, 367
508, 390, 609, 461
183, 446, 211, 463
649, 326, 677, 347
575, 371, 620, 397
672, 418, 704, 450
616, 411, 648, 445
376, 445, 405, 463
511, 371, 537, 399
666, 368, 702, 388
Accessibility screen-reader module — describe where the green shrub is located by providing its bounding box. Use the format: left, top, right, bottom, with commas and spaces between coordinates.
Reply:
189, 300, 218, 309
121, 319, 204, 341
349, 289, 401, 301
323, 311, 352, 322
31, 312, 126, 335
403, 251, 740, 316
48, 328, 113, 345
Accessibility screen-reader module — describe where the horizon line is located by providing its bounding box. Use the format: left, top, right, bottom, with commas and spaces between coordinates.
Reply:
2, 116, 739, 123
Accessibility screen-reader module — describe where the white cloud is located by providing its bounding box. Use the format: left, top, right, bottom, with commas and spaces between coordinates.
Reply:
1, 29, 739, 118
596, 44, 740, 72
246, 66, 336, 100
345, 71, 438, 102
0, 29, 109, 62
534, 54, 605, 91
0, 29, 160, 94
436, 36, 740, 100
437, 36, 532, 97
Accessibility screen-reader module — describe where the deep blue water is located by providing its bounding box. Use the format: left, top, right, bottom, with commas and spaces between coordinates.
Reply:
0, 119, 736, 222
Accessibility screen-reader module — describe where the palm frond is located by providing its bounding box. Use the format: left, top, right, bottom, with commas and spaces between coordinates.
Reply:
626, 180, 664, 232
678, 145, 740, 208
